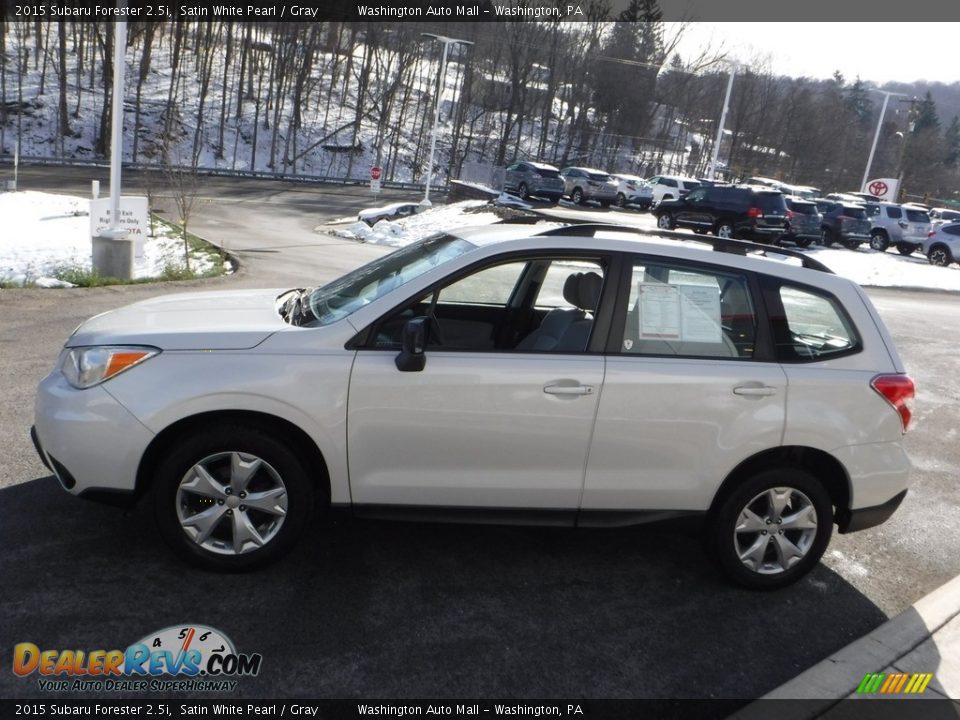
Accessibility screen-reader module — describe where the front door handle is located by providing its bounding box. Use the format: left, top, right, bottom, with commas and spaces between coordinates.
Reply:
733, 384, 777, 397
543, 384, 595, 396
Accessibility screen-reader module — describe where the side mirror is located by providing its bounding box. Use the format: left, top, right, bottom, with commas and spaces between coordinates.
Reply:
395, 316, 428, 372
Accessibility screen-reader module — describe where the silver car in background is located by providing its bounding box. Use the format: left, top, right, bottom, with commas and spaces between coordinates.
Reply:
610, 173, 654, 210
560, 167, 619, 206
863, 202, 932, 255
921, 222, 960, 266
503, 161, 565, 203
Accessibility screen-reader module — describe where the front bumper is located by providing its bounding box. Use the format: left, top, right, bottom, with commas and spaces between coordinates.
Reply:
34, 370, 154, 498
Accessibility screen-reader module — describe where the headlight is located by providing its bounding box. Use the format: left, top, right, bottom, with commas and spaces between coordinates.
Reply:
61, 346, 160, 389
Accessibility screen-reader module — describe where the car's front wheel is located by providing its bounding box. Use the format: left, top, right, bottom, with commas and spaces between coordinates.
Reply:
657, 213, 675, 230
706, 468, 833, 590
518, 182, 529, 200
616, 193, 627, 208
571, 188, 585, 205
152, 425, 314, 571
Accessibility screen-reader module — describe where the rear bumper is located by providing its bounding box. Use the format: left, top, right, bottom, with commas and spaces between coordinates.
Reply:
837, 489, 907, 533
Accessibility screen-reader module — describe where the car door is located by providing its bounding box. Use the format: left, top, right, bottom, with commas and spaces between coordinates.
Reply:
674, 188, 712, 229
581, 257, 787, 514
347, 255, 610, 515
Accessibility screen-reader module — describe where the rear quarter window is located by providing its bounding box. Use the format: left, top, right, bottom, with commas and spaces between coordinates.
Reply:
906, 209, 930, 223
766, 283, 861, 362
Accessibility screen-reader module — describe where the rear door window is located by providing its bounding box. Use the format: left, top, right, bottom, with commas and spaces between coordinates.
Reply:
886, 206, 903, 219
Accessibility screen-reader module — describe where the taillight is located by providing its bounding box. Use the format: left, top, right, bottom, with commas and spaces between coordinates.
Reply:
871, 374, 916, 432
929, 230, 936, 237
786, 210, 796, 220
747, 207, 762, 218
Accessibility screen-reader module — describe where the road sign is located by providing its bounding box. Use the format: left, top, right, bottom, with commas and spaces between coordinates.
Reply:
370, 166, 382, 194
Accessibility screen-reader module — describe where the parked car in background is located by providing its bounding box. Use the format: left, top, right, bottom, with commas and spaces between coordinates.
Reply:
648, 175, 701, 205
653, 185, 788, 243
921, 222, 960, 266
929, 207, 960, 227
32, 223, 915, 590
818, 201, 871, 249
560, 167, 619, 206
610, 173, 654, 209
359, 202, 421, 226
862, 202, 932, 254
781, 197, 822, 248
503, 161, 565, 203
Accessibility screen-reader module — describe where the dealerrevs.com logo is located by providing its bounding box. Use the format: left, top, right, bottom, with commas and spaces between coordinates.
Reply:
13, 625, 262, 693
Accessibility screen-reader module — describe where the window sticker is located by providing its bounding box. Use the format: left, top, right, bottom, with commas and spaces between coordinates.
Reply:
638, 283, 722, 343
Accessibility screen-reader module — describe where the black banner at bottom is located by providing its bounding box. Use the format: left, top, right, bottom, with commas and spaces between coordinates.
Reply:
2, 699, 959, 720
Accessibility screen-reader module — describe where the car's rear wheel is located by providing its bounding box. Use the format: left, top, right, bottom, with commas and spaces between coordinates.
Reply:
657, 213, 675, 230
706, 468, 833, 590
896, 242, 916, 256
715, 221, 735, 239
928, 245, 953, 266
795, 237, 813, 248
842, 239, 861, 250
616, 192, 627, 208
152, 425, 314, 571
870, 231, 889, 252
820, 229, 835, 247
571, 188, 585, 205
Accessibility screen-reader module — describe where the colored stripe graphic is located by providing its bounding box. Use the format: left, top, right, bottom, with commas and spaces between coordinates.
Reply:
857, 672, 933, 694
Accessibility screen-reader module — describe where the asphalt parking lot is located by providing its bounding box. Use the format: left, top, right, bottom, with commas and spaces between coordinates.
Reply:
2, 169, 959, 703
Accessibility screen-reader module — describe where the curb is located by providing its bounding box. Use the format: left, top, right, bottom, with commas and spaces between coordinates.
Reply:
729, 573, 960, 719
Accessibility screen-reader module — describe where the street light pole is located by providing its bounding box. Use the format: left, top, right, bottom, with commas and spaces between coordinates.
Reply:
861, 90, 907, 193
707, 62, 737, 181
420, 33, 473, 208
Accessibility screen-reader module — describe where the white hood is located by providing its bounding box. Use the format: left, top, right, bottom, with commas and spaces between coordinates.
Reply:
67, 288, 292, 350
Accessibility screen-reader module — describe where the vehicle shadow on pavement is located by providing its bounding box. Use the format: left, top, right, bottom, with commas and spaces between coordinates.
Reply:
2, 476, 893, 704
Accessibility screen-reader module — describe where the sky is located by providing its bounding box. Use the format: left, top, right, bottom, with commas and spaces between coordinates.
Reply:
670, 23, 959, 85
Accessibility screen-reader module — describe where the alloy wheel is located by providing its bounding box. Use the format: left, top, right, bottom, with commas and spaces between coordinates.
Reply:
733, 486, 818, 575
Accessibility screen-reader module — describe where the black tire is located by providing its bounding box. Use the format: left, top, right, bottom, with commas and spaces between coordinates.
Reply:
693, 228, 708, 235
616, 193, 627, 208
795, 237, 813, 249
518, 182, 529, 200
842, 239, 861, 250
870, 231, 889, 252
152, 425, 315, 571
706, 468, 833, 590
896, 242, 916, 256
546, 194, 562, 205
820, 228, 835, 247
571, 188, 585, 205
656, 213, 675, 230
928, 245, 953, 267
714, 220, 736, 239
599, 200, 612, 208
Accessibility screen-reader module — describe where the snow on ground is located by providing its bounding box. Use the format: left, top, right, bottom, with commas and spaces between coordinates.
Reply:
330, 200, 501, 247
0, 191, 225, 287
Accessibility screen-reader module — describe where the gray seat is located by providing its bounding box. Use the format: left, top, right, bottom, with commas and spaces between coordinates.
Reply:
516, 271, 602, 352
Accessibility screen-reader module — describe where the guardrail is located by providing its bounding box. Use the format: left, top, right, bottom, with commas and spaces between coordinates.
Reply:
0, 156, 448, 194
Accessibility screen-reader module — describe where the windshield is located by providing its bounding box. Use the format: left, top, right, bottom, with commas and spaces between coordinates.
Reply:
304, 234, 474, 326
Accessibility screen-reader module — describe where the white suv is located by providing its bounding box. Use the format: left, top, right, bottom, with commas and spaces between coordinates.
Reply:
33, 225, 914, 589
648, 175, 700, 206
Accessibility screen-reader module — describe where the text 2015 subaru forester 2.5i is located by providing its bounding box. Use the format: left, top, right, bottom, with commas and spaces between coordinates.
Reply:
32, 225, 915, 589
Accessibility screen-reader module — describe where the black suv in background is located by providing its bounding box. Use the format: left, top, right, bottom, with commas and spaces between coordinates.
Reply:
653, 185, 789, 243
781, 197, 823, 248
816, 201, 871, 249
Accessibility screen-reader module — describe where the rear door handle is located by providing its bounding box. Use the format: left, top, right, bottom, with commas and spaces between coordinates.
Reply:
544, 384, 595, 396
733, 384, 777, 397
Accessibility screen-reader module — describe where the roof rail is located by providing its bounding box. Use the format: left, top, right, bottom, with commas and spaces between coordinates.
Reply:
535, 223, 834, 274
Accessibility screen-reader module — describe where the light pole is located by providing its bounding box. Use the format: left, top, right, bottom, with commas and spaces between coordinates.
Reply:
707, 61, 737, 181
861, 90, 907, 193
420, 33, 473, 208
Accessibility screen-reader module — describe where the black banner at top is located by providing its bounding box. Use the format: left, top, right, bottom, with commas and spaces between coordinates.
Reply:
2, 0, 959, 22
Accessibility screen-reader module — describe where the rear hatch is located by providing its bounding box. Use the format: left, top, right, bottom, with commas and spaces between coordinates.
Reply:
786, 199, 820, 233
588, 172, 617, 198
903, 207, 932, 242
533, 166, 563, 190
841, 205, 871, 237
754, 191, 788, 231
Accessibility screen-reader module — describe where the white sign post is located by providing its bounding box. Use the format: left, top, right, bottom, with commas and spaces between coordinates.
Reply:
370, 166, 382, 194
